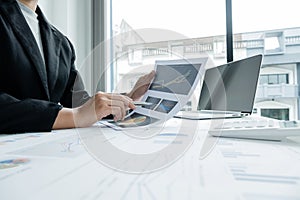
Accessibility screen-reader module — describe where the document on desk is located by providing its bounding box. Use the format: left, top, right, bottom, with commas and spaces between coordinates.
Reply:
102, 58, 207, 129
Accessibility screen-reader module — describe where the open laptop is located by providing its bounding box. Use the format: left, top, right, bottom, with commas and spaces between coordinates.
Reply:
175, 54, 263, 120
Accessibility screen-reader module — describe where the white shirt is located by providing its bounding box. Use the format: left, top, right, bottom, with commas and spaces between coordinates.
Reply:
17, 0, 45, 65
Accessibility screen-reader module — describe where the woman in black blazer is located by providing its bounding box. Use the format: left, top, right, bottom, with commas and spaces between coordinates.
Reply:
0, 0, 155, 133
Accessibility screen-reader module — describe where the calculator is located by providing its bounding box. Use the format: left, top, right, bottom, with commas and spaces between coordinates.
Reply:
208, 117, 300, 141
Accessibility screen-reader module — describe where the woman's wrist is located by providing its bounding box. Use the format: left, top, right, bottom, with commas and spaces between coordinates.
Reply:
52, 108, 76, 129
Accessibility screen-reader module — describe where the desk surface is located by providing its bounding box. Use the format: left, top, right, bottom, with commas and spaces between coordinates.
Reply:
0, 118, 300, 200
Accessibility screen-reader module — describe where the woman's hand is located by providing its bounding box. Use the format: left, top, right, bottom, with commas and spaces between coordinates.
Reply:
127, 70, 156, 101
53, 92, 135, 129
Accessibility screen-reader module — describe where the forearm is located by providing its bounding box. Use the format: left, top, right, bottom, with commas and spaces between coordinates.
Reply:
0, 93, 62, 133
52, 108, 76, 129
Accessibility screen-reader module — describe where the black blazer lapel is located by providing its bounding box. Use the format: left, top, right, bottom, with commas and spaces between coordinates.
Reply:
37, 7, 62, 97
0, 1, 50, 100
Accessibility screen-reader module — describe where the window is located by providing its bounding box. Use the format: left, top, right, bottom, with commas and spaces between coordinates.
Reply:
260, 75, 269, 85
109, 0, 226, 92
109, 0, 300, 92
261, 108, 289, 121
106, 0, 300, 120
252, 108, 258, 114
268, 75, 278, 85
278, 74, 289, 84
264, 32, 285, 55
259, 74, 289, 85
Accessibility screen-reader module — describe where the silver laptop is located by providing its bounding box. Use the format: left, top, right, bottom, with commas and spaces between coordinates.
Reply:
175, 54, 263, 120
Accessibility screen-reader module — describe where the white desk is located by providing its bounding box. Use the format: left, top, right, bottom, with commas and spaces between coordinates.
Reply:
0, 118, 300, 200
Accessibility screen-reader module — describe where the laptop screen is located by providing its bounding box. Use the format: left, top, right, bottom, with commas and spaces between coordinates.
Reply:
197, 54, 263, 114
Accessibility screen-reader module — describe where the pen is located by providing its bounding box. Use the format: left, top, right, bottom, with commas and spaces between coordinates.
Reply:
133, 101, 153, 106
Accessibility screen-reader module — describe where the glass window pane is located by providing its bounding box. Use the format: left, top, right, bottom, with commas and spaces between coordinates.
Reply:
110, 0, 226, 93
261, 109, 289, 120
112, 0, 226, 38
268, 75, 278, 84
232, 0, 300, 34
232, 0, 300, 59
278, 74, 289, 84
259, 75, 268, 85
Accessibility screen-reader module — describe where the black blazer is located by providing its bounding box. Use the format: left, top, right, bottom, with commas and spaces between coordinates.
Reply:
0, 0, 89, 133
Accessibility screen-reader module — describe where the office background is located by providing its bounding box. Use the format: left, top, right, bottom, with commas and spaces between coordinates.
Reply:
38, 0, 300, 121
1, 1, 300, 199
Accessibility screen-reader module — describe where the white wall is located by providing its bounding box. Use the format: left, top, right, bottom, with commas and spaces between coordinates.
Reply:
38, 0, 93, 94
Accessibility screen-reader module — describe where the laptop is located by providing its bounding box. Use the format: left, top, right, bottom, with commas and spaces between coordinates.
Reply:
175, 54, 263, 120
